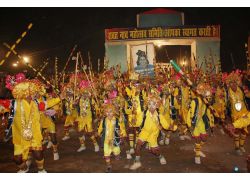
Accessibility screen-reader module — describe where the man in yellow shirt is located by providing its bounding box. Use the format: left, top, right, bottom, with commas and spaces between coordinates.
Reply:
225, 71, 250, 155
61, 89, 78, 141
98, 102, 127, 172
36, 93, 60, 161
186, 83, 215, 165
75, 89, 99, 153
125, 82, 144, 154
158, 83, 178, 146
212, 81, 227, 135
130, 94, 169, 170
2, 79, 61, 173
179, 80, 192, 141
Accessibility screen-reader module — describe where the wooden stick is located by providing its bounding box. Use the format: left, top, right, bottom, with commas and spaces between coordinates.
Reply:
3, 44, 60, 94
98, 58, 100, 73
35, 61, 48, 78
55, 57, 59, 89
73, 52, 79, 101
0, 23, 33, 66
58, 45, 77, 81
88, 51, 92, 72
79, 52, 99, 107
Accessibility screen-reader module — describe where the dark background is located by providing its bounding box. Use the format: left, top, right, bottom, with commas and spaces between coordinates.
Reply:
0, 7, 249, 75
155, 45, 191, 65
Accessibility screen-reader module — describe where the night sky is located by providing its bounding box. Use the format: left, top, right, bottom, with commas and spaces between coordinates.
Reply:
0, 7, 250, 75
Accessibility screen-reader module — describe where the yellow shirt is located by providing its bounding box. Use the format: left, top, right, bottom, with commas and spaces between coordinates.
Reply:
98, 116, 126, 144
12, 99, 43, 145
187, 97, 208, 128
143, 110, 170, 132
173, 87, 181, 110
125, 95, 143, 127
213, 87, 226, 119
181, 86, 190, 110
228, 87, 248, 122
79, 97, 92, 118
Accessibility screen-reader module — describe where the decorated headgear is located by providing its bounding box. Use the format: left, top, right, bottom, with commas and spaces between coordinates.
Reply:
103, 79, 116, 91
161, 84, 170, 95
171, 73, 181, 81
189, 69, 203, 85
145, 93, 161, 108
224, 69, 242, 87
149, 87, 160, 96
5, 73, 26, 91
61, 83, 74, 97
12, 79, 43, 99
196, 83, 212, 97
69, 73, 83, 84
79, 80, 91, 94
215, 87, 225, 98
31, 79, 46, 96
102, 100, 116, 114
108, 90, 118, 99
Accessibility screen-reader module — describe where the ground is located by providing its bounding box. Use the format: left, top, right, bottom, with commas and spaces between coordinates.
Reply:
0, 121, 249, 173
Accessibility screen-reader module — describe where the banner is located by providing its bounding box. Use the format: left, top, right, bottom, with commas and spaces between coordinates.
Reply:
105, 25, 220, 41
131, 43, 155, 77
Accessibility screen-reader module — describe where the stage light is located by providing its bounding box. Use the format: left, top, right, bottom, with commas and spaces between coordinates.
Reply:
13, 63, 18, 67
23, 56, 30, 63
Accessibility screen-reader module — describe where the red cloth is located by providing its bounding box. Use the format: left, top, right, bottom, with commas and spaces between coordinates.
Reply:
38, 102, 46, 111
0, 100, 11, 110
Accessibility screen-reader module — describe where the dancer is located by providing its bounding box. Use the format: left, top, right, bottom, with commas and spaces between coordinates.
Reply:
98, 102, 127, 172
76, 80, 99, 152
130, 93, 169, 170
186, 83, 215, 164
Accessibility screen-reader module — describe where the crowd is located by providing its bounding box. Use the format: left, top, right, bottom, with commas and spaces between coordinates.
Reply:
0, 65, 250, 173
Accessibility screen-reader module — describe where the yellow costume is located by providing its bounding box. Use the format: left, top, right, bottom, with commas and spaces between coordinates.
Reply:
98, 102, 126, 172
173, 87, 181, 111
187, 96, 214, 138
177, 85, 192, 139
76, 96, 99, 152
62, 97, 78, 140
98, 116, 126, 157
159, 95, 177, 131
139, 110, 169, 147
76, 97, 93, 132
129, 94, 167, 170
228, 87, 250, 153
36, 96, 61, 160
186, 82, 214, 165
180, 86, 191, 124
13, 98, 60, 160
158, 88, 178, 145
229, 87, 250, 123
38, 97, 61, 133
64, 97, 78, 127
4, 75, 57, 172
125, 95, 144, 128
213, 86, 227, 120
125, 89, 144, 152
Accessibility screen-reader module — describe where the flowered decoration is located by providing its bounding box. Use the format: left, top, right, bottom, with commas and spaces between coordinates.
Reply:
196, 83, 212, 97
79, 80, 91, 94
224, 69, 243, 86
5, 73, 26, 91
